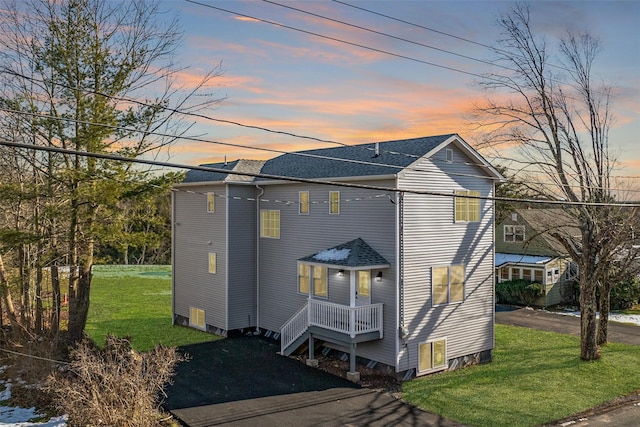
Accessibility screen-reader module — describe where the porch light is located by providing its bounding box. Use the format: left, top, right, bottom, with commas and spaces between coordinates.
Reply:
376, 271, 382, 282
338, 270, 344, 277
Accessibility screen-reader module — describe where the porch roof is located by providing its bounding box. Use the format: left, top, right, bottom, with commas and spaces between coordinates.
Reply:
495, 252, 554, 268
298, 238, 390, 270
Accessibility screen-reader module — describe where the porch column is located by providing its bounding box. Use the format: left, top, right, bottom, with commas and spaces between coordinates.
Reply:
347, 342, 360, 382
349, 270, 356, 307
306, 333, 318, 368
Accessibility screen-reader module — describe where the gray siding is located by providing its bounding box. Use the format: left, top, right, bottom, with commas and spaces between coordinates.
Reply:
257, 180, 399, 368
173, 184, 228, 330
227, 185, 258, 329
398, 144, 496, 374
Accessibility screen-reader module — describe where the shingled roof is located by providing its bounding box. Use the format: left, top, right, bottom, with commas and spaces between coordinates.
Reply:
183, 159, 265, 183
258, 134, 455, 180
298, 238, 390, 269
181, 134, 459, 183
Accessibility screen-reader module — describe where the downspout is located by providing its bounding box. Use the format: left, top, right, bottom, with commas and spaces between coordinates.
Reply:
255, 185, 265, 333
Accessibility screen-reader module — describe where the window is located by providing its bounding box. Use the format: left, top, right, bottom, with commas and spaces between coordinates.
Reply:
523, 269, 532, 281
534, 270, 543, 283
504, 225, 525, 242
208, 253, 216, 274
298, 263, 310, 294
455, 190, 480, 222
419, 339, 447, 373
512, 268, 521, 280
206, 192, 215, 213
432, 265, 465, 305
329, 191, 340, 214
299, 191, 309, 215
358, 271, 371, 297
189, 307, 205, 330
445, 148, 453, 163
500, 268, 509, 281
313, 266, 328, 297
260, 210, 280, 238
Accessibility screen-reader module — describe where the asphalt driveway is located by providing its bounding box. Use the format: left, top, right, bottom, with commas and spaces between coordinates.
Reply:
164, 336, 462, 427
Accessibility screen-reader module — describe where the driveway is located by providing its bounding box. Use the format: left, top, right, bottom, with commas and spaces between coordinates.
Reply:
164, 336, 463, 427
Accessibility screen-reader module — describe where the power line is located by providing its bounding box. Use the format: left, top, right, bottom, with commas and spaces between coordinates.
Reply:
0, 106, 501, 182
185, 0, 496, 83
331, 0, 578, 76
2, 138, 639, 208
263, 0, 512, 72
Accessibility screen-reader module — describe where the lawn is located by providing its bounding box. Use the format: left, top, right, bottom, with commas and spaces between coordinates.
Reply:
403, 324, 640, 427
86, 265, 218, 352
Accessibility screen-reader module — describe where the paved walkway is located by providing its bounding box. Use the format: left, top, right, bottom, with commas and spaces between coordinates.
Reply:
164, 336, 463, 427
165, 309, 640, 427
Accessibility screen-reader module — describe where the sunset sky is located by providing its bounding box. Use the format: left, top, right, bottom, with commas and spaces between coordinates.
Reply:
159, 0, 640, 181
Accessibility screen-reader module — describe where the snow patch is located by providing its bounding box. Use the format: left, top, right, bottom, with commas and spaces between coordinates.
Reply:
548, 310, 640, 326
313, 248, 350, 262
0, 378, 67, 427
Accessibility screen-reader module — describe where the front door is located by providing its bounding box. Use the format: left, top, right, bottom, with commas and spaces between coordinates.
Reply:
356, 270, 371, 306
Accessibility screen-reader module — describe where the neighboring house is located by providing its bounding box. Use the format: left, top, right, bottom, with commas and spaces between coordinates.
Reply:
172, 134, 504, 379
495, 209, 579, 307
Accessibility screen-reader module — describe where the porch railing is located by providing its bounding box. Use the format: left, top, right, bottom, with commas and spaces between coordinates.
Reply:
280, 299, 383, 354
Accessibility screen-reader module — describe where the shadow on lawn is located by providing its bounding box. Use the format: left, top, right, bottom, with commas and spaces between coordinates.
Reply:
163, 336, 360, 411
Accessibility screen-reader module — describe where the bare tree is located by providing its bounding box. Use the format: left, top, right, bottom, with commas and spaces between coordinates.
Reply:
0, 0, 223, 341
474, 3, 638, 360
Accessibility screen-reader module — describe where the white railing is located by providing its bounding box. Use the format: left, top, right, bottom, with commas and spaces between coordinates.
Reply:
280, 303, 310, 354
280, 300, 384, 354
309, 300, 383, 338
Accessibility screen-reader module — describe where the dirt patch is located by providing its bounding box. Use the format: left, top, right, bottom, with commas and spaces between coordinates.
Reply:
291, 353, 401, 398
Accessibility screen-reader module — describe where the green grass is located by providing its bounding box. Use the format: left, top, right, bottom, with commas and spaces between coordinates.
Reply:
403, 324, 640, 427
86, 265, 218, 352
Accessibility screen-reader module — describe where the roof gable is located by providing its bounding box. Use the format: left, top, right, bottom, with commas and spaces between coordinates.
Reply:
258, 134, 455, 180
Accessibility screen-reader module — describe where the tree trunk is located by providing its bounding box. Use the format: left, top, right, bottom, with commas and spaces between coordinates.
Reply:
597, 280, 611, 346
580, 276, 600, 360
0, 253, 19, 326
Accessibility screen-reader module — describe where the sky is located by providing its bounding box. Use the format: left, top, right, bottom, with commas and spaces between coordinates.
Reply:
156, 0, 640, 181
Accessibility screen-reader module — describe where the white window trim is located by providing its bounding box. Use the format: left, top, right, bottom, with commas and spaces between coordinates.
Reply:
445, 148, 453, 163
298, 262, 311, 296
299, 191, 310, 215
208, 252, 216, 274
260, 209, 281, 239
418, 338, 448, 374
504, 225, 525, 242
206, 192, 215, 213
189, 307, 205, 330
312, 265, 328, 299
432, 264, 465, 306
329, 191, 340, 215
454, 190, 480, 223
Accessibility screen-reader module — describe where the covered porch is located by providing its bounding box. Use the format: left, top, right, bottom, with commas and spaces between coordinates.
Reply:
280, 238, 389, 379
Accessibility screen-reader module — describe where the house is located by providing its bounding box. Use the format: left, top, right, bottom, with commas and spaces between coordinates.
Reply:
495, 209, 579, 307
172, 134, 504, 379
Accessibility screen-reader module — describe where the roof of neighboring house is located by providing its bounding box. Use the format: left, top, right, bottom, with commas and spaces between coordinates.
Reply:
181, 134, 503, 184
298, 238, 390, 269
516, 208, 581, 255
495, 253, 554, 268
183, 159, 266, 183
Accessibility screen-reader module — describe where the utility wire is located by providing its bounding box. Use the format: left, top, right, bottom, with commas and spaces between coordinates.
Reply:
0, 106, 502, 182
263, 0, 513, 72
185, 0, 496, 83
2, 139, 639, 208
